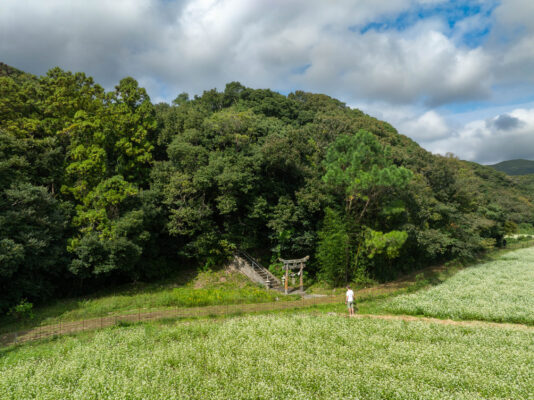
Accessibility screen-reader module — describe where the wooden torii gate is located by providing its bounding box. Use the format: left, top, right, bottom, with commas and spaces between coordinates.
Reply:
279, 256, 309, 294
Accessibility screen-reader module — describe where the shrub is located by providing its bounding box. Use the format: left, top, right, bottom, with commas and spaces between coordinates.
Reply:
8, 299, 34, 321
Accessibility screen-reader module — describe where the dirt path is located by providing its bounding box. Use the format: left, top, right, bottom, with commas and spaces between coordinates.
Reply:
2, 292, 532, 348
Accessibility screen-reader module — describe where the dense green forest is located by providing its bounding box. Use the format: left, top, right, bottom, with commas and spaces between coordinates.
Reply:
1, 62, 533, 314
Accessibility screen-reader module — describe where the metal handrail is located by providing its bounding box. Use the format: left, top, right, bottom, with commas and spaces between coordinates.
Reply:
238, 250, 262, 269
237, 250, 281, 285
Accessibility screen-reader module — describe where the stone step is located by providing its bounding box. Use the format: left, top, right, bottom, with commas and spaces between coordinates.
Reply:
233, 252, 282, 290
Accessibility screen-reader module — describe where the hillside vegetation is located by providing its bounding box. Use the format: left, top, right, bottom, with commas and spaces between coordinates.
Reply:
0, 269, 298, 334
489, 159, 534, 175
1, 64, 533, 314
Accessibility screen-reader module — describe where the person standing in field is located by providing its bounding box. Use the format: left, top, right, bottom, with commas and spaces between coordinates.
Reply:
346, 285, 355, 316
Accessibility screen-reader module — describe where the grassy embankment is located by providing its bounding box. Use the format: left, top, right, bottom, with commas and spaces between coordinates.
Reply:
0, 270, 298, 334
0, 258, 459, 336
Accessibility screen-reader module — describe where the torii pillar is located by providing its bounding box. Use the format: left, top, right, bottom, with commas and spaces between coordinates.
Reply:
279, 256, 309, 294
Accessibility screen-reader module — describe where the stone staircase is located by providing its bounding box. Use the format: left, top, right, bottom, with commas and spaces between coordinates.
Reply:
231, 251, 282, 290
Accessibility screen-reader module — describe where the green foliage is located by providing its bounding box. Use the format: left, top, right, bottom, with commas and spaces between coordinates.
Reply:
489, 158, 534, 175
323, 130, 412, 215
8, 299, 34, 321
319, 131, 412, 282
0, 182, 68, 313
364, 229, 408, 259
503, 220, 518, 235
517, 222, 534, 234
316, 208, 349, 286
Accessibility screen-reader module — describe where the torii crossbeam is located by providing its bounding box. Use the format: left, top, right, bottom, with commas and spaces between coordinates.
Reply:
279, 256, 309, 294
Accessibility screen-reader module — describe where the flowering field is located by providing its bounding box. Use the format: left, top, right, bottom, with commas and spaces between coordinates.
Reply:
1, 314, 532, 399
383, 247, 534, 324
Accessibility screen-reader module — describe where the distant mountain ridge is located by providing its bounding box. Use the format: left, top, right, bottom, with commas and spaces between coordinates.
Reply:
489, 159, 534, 175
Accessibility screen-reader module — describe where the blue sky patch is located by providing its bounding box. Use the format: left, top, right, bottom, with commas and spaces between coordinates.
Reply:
291, 64, 311, 75
437, 91, 534, 121
353, 1, 497, 48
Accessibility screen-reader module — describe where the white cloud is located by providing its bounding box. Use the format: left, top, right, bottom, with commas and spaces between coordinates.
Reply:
487, 0, 534, 86
400, 110, 451, 141
358, 102, 534, 164
425, 108, 534, 163
0, 0, 493, 105
301, 25, 491, 106
1, 0, 534, 163
352, 101, 451, 141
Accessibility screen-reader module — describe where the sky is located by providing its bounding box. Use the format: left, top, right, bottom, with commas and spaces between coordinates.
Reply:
1, 0, 534, 164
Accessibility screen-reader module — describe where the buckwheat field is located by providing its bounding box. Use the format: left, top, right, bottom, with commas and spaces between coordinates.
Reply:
1, 314, 533, 400
383, 247, 534, 324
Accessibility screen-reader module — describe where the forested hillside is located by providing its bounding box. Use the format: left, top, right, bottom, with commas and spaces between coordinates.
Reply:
489, 159, 534, 175
1, 64, 532, 314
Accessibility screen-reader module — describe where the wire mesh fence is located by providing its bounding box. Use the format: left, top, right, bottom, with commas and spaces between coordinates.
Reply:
0, 295, 344, 348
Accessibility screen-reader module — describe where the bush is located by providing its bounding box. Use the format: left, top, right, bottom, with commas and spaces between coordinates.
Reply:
8, 299, 34, 320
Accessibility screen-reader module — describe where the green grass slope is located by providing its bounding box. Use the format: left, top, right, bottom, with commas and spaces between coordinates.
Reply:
1, 315, 532, 399
0, 270, 296, 334
3, 246, 534, 399
489, 159, 534, 175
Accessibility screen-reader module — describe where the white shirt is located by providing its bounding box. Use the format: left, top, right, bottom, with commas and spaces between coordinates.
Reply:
346, 289, 354, 302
